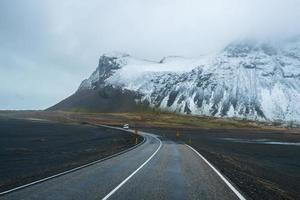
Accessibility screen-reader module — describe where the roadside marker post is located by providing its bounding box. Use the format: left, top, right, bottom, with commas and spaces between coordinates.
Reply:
176, 130, 180, 138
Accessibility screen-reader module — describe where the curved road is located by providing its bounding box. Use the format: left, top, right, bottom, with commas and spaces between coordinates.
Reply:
0, 129, 245, 200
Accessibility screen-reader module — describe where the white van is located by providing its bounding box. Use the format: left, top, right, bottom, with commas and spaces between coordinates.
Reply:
123, 124, 129, 129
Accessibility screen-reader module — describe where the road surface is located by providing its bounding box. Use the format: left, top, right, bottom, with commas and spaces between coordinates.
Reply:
0, 129, 245, 200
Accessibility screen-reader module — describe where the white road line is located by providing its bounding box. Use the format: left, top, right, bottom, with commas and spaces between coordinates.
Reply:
186, 144, 247, 200
0, 133, 146, 196
102, 135, 162, 200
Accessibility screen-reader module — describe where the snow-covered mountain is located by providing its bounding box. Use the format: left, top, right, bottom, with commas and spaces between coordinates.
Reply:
50, 39, 300, 123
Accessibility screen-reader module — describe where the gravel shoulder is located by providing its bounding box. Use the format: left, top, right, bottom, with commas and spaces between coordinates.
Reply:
0, 117, 142, 193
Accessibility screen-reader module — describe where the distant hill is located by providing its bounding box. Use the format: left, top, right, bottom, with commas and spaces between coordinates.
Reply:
48, 85, 142, 112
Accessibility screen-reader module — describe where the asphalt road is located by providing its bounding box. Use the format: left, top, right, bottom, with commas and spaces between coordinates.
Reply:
0, 130, 244, 200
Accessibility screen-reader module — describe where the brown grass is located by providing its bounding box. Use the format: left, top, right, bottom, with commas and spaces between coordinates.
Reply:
0, 110, 298, 133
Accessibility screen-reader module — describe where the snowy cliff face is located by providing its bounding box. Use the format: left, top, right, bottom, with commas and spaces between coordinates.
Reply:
78, 40, 300, 122
78, 52, 129, 91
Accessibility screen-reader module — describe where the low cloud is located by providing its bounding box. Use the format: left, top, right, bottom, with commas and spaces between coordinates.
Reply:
1, 0, 300, 109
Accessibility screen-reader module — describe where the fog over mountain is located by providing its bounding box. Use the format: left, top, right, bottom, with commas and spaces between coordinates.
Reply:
50, 38, 300, 123
1, 0, 300, 109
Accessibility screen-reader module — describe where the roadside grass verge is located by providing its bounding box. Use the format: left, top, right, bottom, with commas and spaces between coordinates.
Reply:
1, 110, 294, 132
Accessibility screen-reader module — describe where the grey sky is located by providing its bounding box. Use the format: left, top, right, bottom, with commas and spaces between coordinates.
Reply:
1, 0, 300, 109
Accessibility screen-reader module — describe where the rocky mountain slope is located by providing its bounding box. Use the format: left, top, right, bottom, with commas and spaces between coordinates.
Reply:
50, 39, 300, 123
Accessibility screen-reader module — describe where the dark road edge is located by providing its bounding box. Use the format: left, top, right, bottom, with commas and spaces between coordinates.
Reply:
186, 144, 247, 200
0, 126, 145, 196
102, 132, 162, 200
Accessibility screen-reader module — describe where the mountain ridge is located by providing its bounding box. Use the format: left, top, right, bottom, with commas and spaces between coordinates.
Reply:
49, 39, 300, 123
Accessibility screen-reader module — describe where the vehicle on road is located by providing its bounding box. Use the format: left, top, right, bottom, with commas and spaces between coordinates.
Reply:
123, 124, 129, 129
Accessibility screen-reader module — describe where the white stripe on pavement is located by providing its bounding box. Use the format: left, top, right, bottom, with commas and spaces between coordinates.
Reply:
0, 129, 145, 196
186, 144, 247, 200
102, 135, 162, 200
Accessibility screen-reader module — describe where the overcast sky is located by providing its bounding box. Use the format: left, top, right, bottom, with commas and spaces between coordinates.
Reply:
1, 0, 300, 110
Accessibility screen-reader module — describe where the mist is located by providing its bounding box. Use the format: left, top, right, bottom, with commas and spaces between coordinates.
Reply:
1, 0, 300, 109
